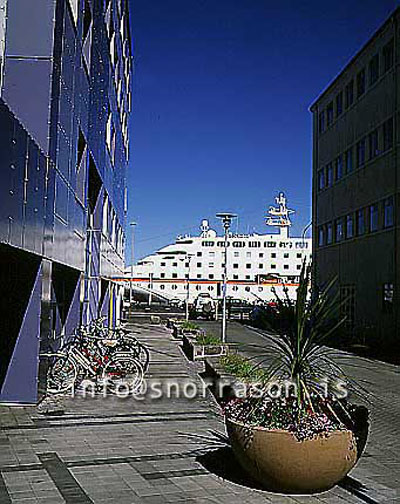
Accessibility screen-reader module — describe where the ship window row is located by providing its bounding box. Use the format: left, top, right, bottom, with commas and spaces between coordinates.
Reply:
317, 117, 393, 192
318, 196, 394, 247
318, 38, 394, 134
157, 253, 303, 268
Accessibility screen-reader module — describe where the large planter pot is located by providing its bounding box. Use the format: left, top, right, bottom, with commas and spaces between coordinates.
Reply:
226, 417, 360, 494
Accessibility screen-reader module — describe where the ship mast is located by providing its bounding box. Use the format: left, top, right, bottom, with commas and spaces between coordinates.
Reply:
265, 192, 294, 238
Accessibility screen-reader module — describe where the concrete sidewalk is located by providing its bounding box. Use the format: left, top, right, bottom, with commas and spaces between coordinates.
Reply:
0, 321, 398, 503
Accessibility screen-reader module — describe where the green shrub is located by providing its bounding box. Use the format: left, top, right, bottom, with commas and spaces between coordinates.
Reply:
220, 353, 267, 382
196, 332, 221, 346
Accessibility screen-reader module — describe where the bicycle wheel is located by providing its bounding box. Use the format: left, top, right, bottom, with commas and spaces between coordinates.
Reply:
119, 337, 150, 372
47, 355, 78, 394
102, 357, 144, 395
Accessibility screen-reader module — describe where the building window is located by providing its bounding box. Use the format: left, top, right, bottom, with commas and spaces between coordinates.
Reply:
384, 196, 394, 228
335, 155, 343, 181
345, 80, 354, 108
171, 285, 177, 290
326, 163, 333, 187
346, 214, 354, 239
383, 39, 394, 73
259, 253, 264, 258
326, 223, 333, 244
172, 273, 177, 279
233, 274, 238, 279
246, 252, 251, 257
258, 264, 263, 269
197, 262, 202, 267
356, 68, 365, 97
319, 111, 325, 133
296, 253, 302, 258
368, 54, 379, 86
383, 283, 394, 314
209, 251, 215, 257
271, 253, 276, 258
335, 218, 344, 242
326, 102, 334, 126
336, 91, 343, 117
209, 262, 214, 268
160, 273, 165, 278
271, 264, 276, 269
197, 274, 201, 279
160, 262, 166, 267
233, 263, 239, 269
197, 252, 202, 257
209, 274, 214, 279
357, 209, 365, 235
369, 129, 379, 159
297, 265, 301, 270
234, 251, 239, 257
172, 262, 177, 267
245, 275, 251, 280
357, 138, 366, 167
246, 263, 251, 269
383, 118, 393, 151
345, 147, 353, 173
283, 253, 289, 258
318, 169, 325, 190
369, 204, 378, 232
284, 265, 289, 270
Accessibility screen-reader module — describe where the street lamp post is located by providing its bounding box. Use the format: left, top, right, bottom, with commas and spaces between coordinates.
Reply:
129, 222, 137, 318
216, 212, 237, 343
185, 254, 194, 321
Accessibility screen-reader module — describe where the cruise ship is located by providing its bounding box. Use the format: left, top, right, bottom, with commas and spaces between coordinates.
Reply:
125, 193, 312, 304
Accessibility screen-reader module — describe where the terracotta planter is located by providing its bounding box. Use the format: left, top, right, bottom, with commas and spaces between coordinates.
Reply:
226, 417, 359, 494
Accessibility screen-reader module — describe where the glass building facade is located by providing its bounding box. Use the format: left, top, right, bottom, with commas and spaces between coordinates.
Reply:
0, 0, 133, 403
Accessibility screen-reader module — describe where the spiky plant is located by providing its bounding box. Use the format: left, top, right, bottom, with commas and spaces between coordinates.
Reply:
227, 260, 371, 434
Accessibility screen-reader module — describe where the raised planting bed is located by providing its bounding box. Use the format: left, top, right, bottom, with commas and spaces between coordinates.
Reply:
182, 331, 228, 361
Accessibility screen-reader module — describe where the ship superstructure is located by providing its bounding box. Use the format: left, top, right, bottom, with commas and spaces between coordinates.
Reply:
125, 193, 311, 303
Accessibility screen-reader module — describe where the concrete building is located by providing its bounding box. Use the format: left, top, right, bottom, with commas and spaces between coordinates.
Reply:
0, 0, 133, 402
311, 9, 398, 360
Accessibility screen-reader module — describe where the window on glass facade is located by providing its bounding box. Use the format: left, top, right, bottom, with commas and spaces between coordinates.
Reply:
318, 169, 325, 190
346, 215, 354, 238
383, 118, 393, 151
336, 91, 343, 117
345, 147, 353, 173
335, 155, 343, 181
319, 111, 325, 133
326, 163, 333, 186
357, 69, 366, 97
384, 196, 394, 228
345, 80, 354, 108
368, 54, 379, 85
326, 223, 333, 244
357, 138, 366, 166
327, 102, 334, 126
383, 39, 394, 73
357, 209, 365, 235
369, 129, 379, 159
369, 204, 378, 232
335, 218, 344, 242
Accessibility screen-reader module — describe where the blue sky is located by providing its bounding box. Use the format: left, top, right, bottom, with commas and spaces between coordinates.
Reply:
128, 0, 399, 263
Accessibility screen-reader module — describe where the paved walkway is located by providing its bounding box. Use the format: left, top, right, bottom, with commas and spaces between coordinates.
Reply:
0, 321, 398, 503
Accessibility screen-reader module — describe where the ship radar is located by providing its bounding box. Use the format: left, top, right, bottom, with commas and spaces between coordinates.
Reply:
266, 192, 295, 235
